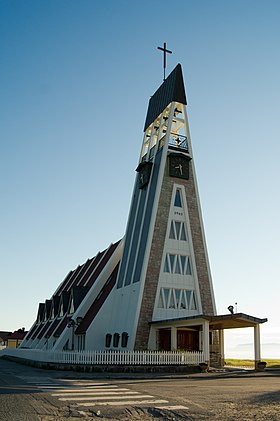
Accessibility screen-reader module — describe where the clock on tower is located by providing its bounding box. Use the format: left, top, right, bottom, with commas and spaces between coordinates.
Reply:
169, 153, 191, 180
136, 161, 153, 189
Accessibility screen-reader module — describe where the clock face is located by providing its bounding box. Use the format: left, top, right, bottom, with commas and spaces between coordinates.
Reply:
137, 161, 153, 189
169, 154, 190, 180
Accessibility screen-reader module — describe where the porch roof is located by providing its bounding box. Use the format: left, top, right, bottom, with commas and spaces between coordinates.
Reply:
150, 313, 268, 330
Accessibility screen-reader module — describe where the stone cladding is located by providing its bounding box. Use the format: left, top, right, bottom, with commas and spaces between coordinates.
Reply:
134, 157, 215, 350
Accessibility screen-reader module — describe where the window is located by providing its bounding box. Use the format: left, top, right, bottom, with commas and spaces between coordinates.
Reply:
174, 189, 182, 207
157, 290, 164, 308
169, 223, 176, 239
169, 221, 187, 241
186, 258, 192, 275
164, 256, 170, 273
163, 288, 169, 307
169, 290, 176, 308
175, 221, 181, 238
163, 253, 192, 275
191, 292, 197, 310
157, 287, 198, 311
180, 223, 187, 241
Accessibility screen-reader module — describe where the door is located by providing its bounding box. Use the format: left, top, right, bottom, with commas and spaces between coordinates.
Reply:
177, 329, 199, 351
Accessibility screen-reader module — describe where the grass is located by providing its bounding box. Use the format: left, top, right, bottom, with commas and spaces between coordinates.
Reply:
224, 359, 280, 368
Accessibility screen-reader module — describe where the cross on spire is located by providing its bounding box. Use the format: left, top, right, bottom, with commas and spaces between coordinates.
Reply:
157, 42, 172, 81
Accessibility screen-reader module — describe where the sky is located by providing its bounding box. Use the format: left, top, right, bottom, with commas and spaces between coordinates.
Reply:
0, 0, 279, 359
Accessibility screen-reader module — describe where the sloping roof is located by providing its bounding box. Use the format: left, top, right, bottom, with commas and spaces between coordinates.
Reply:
75, 262, 120, 335
44, 300, 52, 320
37, 321, 52, 339
44, 318, 60, 338
51, 295, 60, 317
25, 240, 122, 343
144, 64, 187, 131
71, 286, 88, 312
53, 316, 69, 338
36, 303, 45, 322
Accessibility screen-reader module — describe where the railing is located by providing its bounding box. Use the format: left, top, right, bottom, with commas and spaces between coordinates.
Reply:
0, 348, 205, 366
168, 134, 189, 151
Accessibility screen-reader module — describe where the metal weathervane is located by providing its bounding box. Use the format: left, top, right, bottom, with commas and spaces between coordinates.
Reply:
157, 42, 172, 81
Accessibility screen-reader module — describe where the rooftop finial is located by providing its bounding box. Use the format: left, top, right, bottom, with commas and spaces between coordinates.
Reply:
157, 42, 172, 81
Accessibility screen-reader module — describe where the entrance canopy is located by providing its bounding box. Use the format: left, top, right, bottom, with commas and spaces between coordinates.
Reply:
150, 313, 267, 330
150, 313, 267, 366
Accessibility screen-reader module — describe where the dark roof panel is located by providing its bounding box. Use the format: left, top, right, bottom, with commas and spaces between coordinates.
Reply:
53, 316, 68, 338
144, 64, 187, 131
75, 263, 120, 335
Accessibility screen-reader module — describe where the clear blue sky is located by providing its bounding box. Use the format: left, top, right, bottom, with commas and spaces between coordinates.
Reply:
1, 0, 279, 358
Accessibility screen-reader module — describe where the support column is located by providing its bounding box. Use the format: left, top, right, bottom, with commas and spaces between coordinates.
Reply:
171, 326, 177, 350
254, 324, 261, 369
219, 329, 225, 367
202, 320, 210, 364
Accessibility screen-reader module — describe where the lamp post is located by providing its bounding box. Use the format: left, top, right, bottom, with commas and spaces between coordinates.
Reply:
67, 317, 83, 351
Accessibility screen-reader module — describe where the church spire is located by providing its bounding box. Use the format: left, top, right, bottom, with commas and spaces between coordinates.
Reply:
144, 64, 187, 131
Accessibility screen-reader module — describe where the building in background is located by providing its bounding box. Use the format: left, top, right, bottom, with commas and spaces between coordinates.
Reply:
7, 328, 28, 348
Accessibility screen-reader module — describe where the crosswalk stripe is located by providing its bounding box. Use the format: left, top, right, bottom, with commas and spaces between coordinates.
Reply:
59, 394, 154, 402
156, 405, 189, 410
58, 391, 141, 400
43, 386, 119, 392
53, 388, 132, 396
79, 399, 169, 406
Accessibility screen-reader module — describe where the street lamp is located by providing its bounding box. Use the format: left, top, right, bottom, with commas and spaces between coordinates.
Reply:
67, 317, 83, 351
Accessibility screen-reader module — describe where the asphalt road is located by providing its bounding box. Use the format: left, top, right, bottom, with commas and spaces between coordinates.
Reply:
0, 358, 279, 420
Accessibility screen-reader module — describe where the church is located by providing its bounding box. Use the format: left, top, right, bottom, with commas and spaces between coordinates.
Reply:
20, 62, 267, 367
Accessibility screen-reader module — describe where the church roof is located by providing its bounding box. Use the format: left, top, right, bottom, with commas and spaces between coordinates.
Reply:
23, 240, 122, 343
144, 63, 187, 131
75, 262, 120, 335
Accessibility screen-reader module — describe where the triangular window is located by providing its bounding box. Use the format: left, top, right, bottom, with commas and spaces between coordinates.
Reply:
186, 290, 192, 308
175, 221, 181, 239
174, 256, 181, 274
169, 254, 175, 273
180, 291, 187, 309
169, 222, 176, 239
174, 289, 180, 308
164, 255, 170, 273
180, 223, 187, 241
163, 288, 169, 308
174, 189, 182, 207
180, 255, 186, 273
191, 292, 197, 310
157, 290, 164, 308
169, 290, 176, 308
186, 258, 192, 275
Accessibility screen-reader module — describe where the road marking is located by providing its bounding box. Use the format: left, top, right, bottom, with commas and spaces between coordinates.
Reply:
156, 405, 189, 410
79, 399, 169, 406
44, 386, 119, 392
57, 391, 142, 400
23, 378, 170, 408
59, 394, 154, 402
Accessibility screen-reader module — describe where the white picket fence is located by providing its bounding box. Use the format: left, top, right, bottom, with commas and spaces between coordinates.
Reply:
0, 348, 205, 366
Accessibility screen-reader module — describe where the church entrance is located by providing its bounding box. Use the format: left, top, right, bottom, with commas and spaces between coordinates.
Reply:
177, 329, 199, 351
158, 328, 171, 350
158, 328, 199, 351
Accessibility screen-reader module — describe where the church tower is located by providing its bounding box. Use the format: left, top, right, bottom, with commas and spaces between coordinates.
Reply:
109, 64, 216, 350
19, 61, 267, 365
